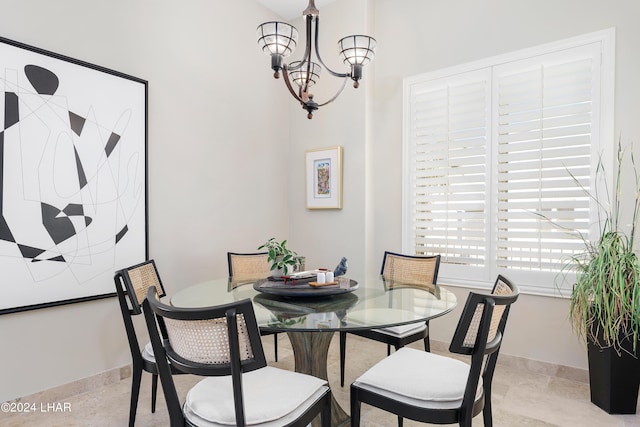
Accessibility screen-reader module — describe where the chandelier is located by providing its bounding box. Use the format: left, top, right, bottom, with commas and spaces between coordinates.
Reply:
257, 0, 376, 119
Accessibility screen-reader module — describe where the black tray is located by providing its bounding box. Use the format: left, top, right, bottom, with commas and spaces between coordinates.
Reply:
253, 277, 358, 298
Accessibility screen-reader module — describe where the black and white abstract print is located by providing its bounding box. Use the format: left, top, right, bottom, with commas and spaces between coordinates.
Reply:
0, 39, 147, 314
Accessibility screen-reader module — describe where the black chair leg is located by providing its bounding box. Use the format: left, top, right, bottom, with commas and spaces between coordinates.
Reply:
387, 343, 391, 356
128, 364, 142, 427
321, 395, 331, 427
274, 333, 278, 362
350, 387, 361, 426
424, 320, 431, 352
151, 373, 158, 413
398, 415, 403, 427
340, 331, 347, 387
483, 384, 493, 427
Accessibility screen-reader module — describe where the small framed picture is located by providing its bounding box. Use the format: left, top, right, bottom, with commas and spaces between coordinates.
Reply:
305, 146, 343, 209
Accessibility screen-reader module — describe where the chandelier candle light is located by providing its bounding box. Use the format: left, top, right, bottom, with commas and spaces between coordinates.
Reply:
257, 0, 376, 119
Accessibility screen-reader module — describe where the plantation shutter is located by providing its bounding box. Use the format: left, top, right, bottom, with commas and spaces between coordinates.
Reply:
404, 69, 492, 281
403, 31, 612, 295
492, 44, 601, 290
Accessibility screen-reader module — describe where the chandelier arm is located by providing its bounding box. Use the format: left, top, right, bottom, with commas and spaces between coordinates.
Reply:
282, 66, 348, 108
313, 16, 350, 78
281, 67, 307, 104
287, 15, 314, 72
302, 61, 313, 94
316, 76, 349, 107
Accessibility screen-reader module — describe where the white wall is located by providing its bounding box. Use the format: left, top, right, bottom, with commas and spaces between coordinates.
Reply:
0, 0, 290, 402
369, 0, 640, 369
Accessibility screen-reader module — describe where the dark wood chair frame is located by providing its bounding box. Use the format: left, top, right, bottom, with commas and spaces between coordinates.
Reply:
142, 287, 332, 427
339, 251, 441, 387
114, 259, 186, 427
350, 275, 519, 427
227, 251, 280, 362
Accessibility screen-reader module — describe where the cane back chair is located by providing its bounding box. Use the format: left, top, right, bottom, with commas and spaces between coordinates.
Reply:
114, 260, 185, 427
350, 275, 519, 427
142, 287, 331, 426
339, 251, 441, 386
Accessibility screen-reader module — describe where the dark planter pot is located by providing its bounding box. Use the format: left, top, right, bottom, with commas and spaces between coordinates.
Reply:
587, 335, 640, 414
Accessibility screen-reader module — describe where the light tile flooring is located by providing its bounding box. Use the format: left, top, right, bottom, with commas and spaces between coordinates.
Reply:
2, 334, 640, 426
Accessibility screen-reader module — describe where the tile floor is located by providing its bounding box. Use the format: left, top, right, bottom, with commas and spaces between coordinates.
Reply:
1, 334, 640, 426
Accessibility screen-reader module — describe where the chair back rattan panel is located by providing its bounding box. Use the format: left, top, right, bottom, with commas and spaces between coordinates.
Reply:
228, 253, 271, 278
381, 252, 440, 287
461, 276, 514, 347
144, 288, 267, 376
165, 315, 255, 365
124, 261, 163, 309
450, 275, 519, 355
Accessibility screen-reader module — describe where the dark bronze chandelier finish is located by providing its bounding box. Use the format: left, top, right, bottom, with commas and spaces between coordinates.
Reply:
257, 0, 376, 119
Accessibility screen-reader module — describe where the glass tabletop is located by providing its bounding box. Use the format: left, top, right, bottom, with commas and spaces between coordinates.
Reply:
171, 274, 457, 333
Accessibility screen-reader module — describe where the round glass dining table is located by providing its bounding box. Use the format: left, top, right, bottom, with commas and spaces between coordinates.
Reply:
171, 274, 457, 427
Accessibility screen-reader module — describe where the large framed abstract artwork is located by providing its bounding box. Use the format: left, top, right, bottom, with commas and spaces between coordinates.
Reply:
0, 37, 148, 315
305, 146, 343, 209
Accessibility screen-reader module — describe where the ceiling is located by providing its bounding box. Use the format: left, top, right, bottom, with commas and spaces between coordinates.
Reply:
255, 0, 339, 20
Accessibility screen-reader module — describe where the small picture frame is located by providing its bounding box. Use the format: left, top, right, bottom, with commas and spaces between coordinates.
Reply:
305, 146, 343, 209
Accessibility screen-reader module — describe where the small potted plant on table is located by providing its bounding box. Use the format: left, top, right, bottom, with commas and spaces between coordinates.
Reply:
258, 238, 303, 277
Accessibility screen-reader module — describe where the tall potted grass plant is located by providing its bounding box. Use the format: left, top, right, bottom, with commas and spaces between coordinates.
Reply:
564, 143, 640, 414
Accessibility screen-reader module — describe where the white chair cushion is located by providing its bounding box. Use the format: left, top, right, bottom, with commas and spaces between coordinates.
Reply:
353, 347, 482, 409
346, 308, 424, 328
184, 366, 327, 426
142, 341, 155, 362
378, 322, 427, 337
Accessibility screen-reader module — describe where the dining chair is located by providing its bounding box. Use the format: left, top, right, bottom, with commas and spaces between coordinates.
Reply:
142, 286, 332, 427
227, 251, 280, 361
114, 259, 186, 427
350, 275, 519, 427
339, 251, 441, 386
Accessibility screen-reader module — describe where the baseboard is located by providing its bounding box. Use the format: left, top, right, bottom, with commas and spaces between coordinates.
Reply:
430, 339, 589, 384
0, 364, 132, 421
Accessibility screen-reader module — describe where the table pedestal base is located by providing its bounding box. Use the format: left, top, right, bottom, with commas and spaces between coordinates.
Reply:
287, 331, 349, 427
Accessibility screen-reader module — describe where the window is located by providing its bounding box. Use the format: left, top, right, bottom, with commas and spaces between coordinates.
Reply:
402, 29, 614, 296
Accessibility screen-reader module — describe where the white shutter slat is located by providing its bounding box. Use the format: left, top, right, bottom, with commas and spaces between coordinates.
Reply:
496, 146, 591, 163
497, 210, 589, 221
496, 155, 590, 171
496, 136, 591, 154
496, 178, 589, 191
414, 210, 488, 220
495, 189, 588, 201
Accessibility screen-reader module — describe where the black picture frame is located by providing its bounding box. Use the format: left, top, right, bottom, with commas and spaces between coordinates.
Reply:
0, 36, 148, 315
